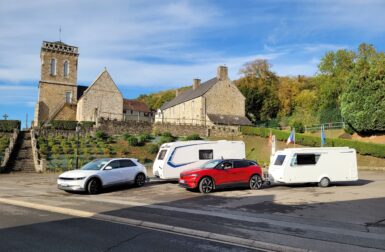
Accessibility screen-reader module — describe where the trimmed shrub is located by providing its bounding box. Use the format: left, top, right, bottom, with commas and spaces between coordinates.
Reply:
241, 126, 385, 158
50, 120, 78, 130
0, 120, 21, 132
80, 121, 95, 130
127, 136, 139, 146
147, 144, 159, 154
184, 134, 202, 141
292, 121, 305, 133
95, 130, 107, 140
159, 135, 174, 145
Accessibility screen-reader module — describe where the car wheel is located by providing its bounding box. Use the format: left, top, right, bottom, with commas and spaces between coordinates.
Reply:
249, 174, 263, 190
87, 178, 101, 194
318, 177, 330, 188
199, 177, 214, 193
135, 173, 146, 187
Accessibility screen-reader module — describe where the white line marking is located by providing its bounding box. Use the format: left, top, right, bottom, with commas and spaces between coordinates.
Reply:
0, 197, 307, 252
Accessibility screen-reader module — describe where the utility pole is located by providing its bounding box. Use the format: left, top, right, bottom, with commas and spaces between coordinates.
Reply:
26, 113, 28, 129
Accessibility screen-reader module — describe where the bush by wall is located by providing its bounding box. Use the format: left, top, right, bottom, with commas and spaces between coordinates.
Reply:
50, 120, 78, 130
241, 126, 385, 158
0, 120, 21, 132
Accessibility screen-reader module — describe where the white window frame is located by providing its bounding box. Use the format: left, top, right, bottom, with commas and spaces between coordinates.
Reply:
50, 58, 57, 76
65, 91, 72, 103
63, 60, 69, 77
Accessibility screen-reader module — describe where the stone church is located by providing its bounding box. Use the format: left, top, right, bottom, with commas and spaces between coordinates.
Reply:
155, 66, 251, 126
34, 41, 144, 126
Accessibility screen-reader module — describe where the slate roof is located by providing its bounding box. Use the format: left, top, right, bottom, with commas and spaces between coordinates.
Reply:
123, 99, 150, 113
77, 85, 88, 100
207, 113, 252, 126
160, 77, 218, 110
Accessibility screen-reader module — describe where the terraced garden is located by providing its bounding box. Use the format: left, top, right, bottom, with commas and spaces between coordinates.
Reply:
36, 132, 201, 172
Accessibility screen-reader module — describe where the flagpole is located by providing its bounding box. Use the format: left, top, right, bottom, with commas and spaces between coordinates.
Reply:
293, 128, 296, 148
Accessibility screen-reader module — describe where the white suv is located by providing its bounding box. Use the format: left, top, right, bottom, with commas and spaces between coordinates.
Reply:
57, 158, 148, 194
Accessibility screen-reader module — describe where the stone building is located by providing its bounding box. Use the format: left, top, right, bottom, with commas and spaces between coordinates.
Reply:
123, 99, 152, 122
34, 41, 139, 126
155, 66, 251, 126
76, 70, 123, 122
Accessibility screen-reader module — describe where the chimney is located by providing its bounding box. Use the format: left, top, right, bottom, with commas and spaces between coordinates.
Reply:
217, 65, 228, 80
175, 89, 179, 97
193, 79, 201, 90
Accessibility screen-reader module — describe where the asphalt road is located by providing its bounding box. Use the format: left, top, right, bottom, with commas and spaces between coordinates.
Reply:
0, 203, 260, 252
0, 170, 384, 251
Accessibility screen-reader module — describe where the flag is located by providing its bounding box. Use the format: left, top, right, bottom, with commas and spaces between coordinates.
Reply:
321, 125, 326, 147
286, 129, 295, 145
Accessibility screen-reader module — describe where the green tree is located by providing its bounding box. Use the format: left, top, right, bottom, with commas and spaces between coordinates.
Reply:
236, 59, 279, 122
341, 44, 385, 133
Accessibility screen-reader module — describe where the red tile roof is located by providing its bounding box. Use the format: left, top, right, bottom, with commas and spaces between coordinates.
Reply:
123, 99, 150, 113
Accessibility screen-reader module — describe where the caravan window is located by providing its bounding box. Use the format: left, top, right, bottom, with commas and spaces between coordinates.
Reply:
199, 150, 213, 160
274, 155, 286, 166
157, 149, 168, 160
291, 154, 320, 166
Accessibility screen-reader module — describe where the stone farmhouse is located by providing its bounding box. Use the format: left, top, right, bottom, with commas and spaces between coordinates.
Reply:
123, 99, 152, 122
33, 41, 149, 126
155, 66, 251, 126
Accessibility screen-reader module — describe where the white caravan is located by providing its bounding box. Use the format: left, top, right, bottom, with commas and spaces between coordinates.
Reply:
268, 147, 358, 187
153, 140, 246, 179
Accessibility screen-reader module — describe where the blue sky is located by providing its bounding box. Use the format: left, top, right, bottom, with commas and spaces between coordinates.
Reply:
1, 0, 385, 127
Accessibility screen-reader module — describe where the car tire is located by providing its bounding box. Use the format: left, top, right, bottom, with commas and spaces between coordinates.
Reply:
87, 178, 101, 194
318, 177, 330, 188
199, 177, 214, 193
135, 173, 146, 187
249, 174, 263, 190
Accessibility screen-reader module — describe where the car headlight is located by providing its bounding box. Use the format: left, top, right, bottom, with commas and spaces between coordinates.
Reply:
189, 174, 199, 177
75, 177, 86, 180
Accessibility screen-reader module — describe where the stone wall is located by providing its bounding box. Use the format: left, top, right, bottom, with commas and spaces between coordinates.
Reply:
208, 125, 240, 137
0, 129, 19, 171
97, 119, 152, 135
154, 123, 208, 137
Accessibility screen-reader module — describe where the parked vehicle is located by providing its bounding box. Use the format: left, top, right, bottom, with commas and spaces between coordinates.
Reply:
153, 140, 246, 180
268, 147, 358, 187
57, 158, 148, 194
179, 159, 263, 193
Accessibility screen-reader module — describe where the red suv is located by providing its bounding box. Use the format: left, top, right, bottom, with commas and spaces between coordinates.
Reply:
179, 159, 263, 193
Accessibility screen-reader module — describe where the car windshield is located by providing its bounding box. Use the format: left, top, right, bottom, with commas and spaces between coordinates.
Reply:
80, 159, 111, 170
200, 160, 222, 169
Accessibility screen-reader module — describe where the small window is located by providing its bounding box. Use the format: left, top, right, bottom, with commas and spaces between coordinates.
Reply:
157, 149, 168, 160
274, 155, 286, 166
220, 161, 233, 169
50, 58, 56, 76
63, 61, 69, 77
233, 160, 250, 168
199, 150, 213, 160
65, 91, 72, 103
108, 160, 120, 169
119, 159, 136, 168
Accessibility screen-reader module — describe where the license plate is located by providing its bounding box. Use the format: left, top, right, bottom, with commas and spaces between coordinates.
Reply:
60, 183, 68, 187
179, 180, 185, 184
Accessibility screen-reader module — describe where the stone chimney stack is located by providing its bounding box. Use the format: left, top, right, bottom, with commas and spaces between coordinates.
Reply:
193, 79, 201, 90
175, 89, 179, 97
217, 65, 228, 80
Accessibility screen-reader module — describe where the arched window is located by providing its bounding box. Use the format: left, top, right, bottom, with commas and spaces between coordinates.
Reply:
50, 58, 56, 76
63, 61, 69, 77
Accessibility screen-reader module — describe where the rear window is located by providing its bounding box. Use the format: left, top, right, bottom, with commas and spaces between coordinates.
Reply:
234, 160, 251, 168
157, 149, 168, 160
274, 155, 286, 166
199, 150, 213, 160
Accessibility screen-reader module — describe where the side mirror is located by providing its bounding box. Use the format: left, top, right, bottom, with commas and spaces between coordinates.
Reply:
104, 166, 112, 170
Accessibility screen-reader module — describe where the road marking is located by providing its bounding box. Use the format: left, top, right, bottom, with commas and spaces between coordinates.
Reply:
0, 197, 307, 252
70, 196, 385, 241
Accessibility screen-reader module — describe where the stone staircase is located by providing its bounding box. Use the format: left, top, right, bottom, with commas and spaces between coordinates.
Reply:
6, 131, 35, 173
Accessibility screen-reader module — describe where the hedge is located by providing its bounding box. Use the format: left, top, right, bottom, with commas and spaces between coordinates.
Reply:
0, 120, 21, 132
49, 121, 95, 130
241, 126, 385, 158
